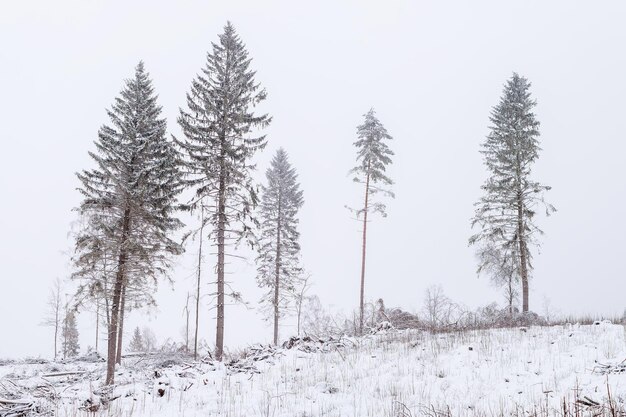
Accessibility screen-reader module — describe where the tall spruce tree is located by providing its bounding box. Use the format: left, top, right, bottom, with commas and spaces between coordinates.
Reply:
256, 148, 304, 345
470, 73, 555, 313
62, 311, 80, 358
177, 22, 270, 360
74, 62, 183, 384
349, 109, 394, 335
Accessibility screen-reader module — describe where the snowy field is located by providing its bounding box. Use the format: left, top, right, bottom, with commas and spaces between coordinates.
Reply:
1, 323, 625, 417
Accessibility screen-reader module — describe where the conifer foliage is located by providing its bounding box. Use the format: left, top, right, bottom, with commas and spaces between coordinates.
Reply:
177, 22, 270, 360
128, 326, 144, 352
62, 311, 80, 359
256, 148, 304, 345
350, 109, 394, 335
470, 73, 555, 313
73, 62, 183, 384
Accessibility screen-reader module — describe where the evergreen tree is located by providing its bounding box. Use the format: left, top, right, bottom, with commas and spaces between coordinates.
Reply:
177, 22, 270, 360
74, 62, 183, 384
128, 326, 144, 352
256, 148, 304, 345
62, 311, 80, 358
470, 73, 555, 313
349, 109, 394, 335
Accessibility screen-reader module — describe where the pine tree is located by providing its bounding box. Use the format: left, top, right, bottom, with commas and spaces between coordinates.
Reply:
177, 22, 270, 360
62, 311, 80, 358
256, 148, 304, 345
349, 109, 394, 335
470, 73, 555, 313
128, 326, 144, 352
74, 61, 183, 384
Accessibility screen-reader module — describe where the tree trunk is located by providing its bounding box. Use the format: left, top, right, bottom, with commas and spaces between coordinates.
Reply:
358, 166, 371, 335
508, 276, 514, 316
296, 307, 302, 337
185, 294, 190, 353
273, 194, 282, 345
194, 208, 204, 360
63, 303, 68, 359
95, 301, 99, 353
517, 194, 529, 313
53, 320, 58, 361
106, 209, 131, 385
215, 173, 226, 361
53, 294, 59, 361
115, 282, 127, 365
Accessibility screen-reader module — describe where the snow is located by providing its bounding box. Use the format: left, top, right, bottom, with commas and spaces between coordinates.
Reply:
1, 324, 625, 416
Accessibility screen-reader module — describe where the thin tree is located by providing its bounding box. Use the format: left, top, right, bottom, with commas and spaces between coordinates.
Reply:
294, 273, 312, 337
470, 73, 555, 313
256, 149, 304, 345
181, 202, 206, 360
177, 22, 270, 360
194, 208, 204, 360
183, 292, 191, 353
42, 278, 63, 360
74, 62, 183, 384
71, 218, 114, 354
476, 243, 519, 315
349, 109, 394, 335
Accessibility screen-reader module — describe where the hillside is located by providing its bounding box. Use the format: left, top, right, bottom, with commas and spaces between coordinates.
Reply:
1, 323, 625, 417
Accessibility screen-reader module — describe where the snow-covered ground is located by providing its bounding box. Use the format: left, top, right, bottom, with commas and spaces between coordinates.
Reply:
1, 323, 625, 416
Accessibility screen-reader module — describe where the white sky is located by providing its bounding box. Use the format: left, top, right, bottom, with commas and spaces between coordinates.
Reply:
1, 0, 625, 359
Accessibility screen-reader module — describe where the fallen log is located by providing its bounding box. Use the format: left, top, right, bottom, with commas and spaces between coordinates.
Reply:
0, 397, 35, 417
0, 398, 32, 405
41, 371, 86, 378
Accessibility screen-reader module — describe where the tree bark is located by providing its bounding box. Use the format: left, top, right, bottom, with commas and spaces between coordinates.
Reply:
508, 276, 514, 315
53, 302, 59, 361
115, 282, 127, 365
273, 192, 282, 345
515, 150, 530, 313
95, 301, 99, 353
106, 208, 131, 385
358, 165, 371, 335
63, 303, 68, 359
194, 208, 204, 360
215, 171, 226, 361
517, 192, 529, 313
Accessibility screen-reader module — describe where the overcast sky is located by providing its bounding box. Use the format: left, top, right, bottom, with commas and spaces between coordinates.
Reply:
1, 0, 625, 359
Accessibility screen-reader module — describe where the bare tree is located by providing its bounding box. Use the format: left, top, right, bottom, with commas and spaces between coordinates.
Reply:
42, 278, 63, 360
300, 295, 337, 338
142, 327, 157, 352
194, 206, 205, 360
294, 273, 312, 336
476, 243, 519, 314
422, 285, 464, 330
